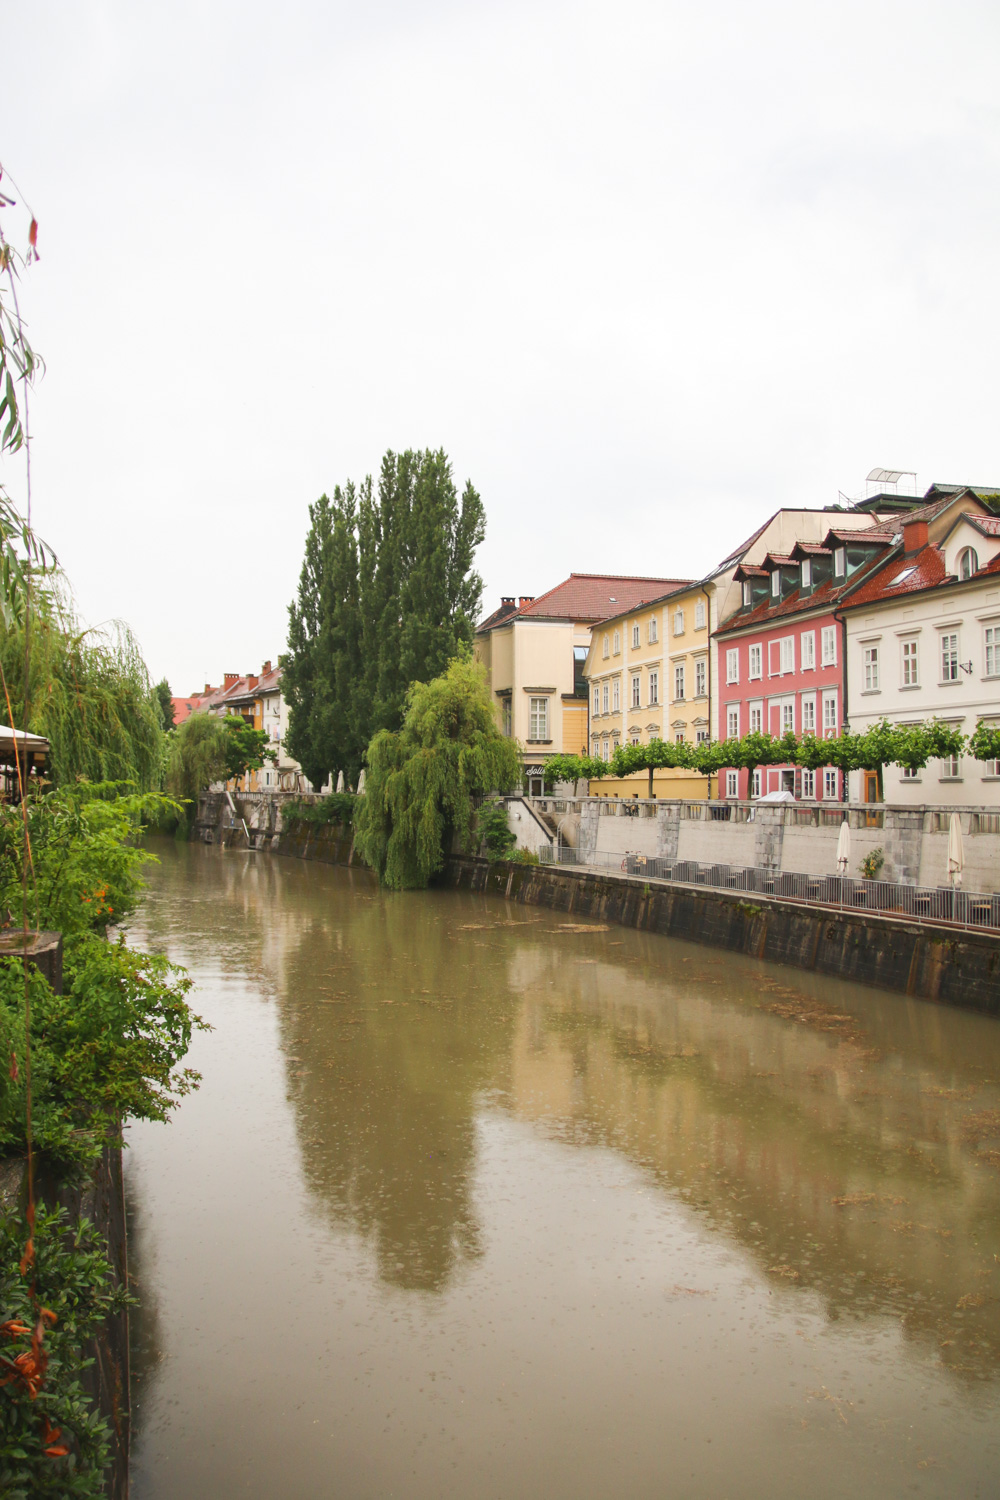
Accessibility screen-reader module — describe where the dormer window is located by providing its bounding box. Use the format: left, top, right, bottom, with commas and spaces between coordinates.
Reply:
834, 546, 846, 578
742, 581, 752, 608
801, 559, 812, 590
770, 571, 780, 598
958, 547, 979, 580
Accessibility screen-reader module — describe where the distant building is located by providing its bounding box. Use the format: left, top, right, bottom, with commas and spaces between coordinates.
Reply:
476, 575, 688, 795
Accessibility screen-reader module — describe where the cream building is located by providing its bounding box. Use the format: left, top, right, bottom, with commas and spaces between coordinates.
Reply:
475, 574, 686, 795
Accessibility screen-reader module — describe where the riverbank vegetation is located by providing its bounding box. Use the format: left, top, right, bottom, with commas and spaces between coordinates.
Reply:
283, 449, 486, 791
165, 713, 275, 830
281, 791, 357, 830
355, 657, 521, 889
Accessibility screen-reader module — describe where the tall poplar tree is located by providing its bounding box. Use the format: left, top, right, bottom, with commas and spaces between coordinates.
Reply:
284, 449, 486, 788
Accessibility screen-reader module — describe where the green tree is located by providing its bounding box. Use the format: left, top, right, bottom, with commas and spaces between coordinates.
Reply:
166, 713, 275, 820
154, 677, 175, 730
284, 449, 487, 789
355, 657, 522, 889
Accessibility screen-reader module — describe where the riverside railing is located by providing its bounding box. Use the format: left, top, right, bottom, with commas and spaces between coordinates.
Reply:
535, 845, 1000, 934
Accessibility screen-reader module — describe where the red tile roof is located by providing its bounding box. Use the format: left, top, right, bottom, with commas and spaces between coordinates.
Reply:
478, 574, 691, 630
966, 515, 1000, 538
718, 548, 893, 635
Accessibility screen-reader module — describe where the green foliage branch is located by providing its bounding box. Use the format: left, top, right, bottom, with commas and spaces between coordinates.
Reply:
355, 657, 522, 889
476, 798, 516, 862
281, 792, 357, 829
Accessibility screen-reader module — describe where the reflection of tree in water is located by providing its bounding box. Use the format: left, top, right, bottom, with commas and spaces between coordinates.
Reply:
276, 890, 520, 1292
504, 937, 1000, 1386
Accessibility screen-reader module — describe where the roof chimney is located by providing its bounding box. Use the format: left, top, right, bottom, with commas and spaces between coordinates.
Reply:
501, 596, 515, 605
519, 595, 534, 607
261, 660, 271, 676
224, 672, 238, 688
902, 517, 928, 555
204, 683, 211, 696
247, 675, 258, 690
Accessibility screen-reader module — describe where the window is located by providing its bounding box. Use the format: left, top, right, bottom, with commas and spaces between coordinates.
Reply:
675, 731, 685, 745
824, 768, 838, 799
752, 769, 762, 798
613, 630, 621, 656
696, 729, 709, 744
602, 634, 609, 659
631, 674, 641, 708
748, 644, 762, 679
864, 645, 879, 690
801, 694, 816, 734
727, 705, 740, 738
593, 686, 600, 715
902, 639, 919, 686
742, 581, 752, 609
940, 754, 960, 779
502, 697, 512, 736
648, 616, 658, 644
801, 631, 815, 670
631, 734, 640, 747
649, 670, 659, 706
601, 739, 610, 762
695, 659, 706, 696
986, 625, 1000, 677
801, 559, 812, 589
821, 625, 837, 666
958, 547, 979, 580
726, 648, 739, 684
834, 547, 846, 578
631, 622, 640, 649
801, 768, 815, 798
749, 702, 763, 734
981, 754, 1000, 777
673, 609, 685, 636
941, 632, 959, 682
529, 697, 548, 740
780, 636, 794, 674
602, 682, 609, 714
612, 678, 620, 711
782, 700, 795, 733
770, 571, 780, 598
695, 600, 706, 630
901, 765, 918, 780
822, 691, 838, 737
726, 771, 738, 798
673, 664, 685, 700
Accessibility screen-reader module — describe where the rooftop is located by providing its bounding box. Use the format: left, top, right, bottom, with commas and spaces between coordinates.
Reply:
478, 574, 691, 630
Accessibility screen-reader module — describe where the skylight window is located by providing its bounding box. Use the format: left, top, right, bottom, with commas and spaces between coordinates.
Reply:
890, 566, 917, 586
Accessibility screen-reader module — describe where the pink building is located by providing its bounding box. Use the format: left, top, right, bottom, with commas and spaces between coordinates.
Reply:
714, 524, 895, 799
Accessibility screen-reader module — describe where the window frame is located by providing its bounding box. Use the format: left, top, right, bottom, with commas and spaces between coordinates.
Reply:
529, 696, 549, 740
726, 647, 739, 684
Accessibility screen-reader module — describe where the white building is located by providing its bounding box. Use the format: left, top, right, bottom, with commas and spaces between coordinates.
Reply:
841, 494, 1000, 805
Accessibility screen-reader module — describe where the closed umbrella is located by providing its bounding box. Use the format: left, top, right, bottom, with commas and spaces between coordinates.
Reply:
336, 770, 345, 794
836, 817, 851, 874
948, 812, 964, 890
357, 769, 366, 795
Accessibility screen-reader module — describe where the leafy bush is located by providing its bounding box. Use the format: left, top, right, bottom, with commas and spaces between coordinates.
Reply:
281, 792, 356, 829
861, 847, 885, 881
0, 1205, 129, 1498
510, 847, 540, 865
477, 799, 516, 862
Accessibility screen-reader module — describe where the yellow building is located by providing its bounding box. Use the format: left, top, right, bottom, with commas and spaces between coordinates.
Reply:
584, 584, 711, 798
475, 574, 686, 796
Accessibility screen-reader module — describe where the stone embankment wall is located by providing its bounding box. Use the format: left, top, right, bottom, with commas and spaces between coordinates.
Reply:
447, 857, 1000, 1015
198, 792, 998, 1015
531, 797, 1000, 892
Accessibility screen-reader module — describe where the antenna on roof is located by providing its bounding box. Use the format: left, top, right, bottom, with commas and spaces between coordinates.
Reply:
866, 467, 916, 497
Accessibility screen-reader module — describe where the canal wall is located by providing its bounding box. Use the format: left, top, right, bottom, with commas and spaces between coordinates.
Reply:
195, 793, 1000, 1014
445, 857, 1000, 1014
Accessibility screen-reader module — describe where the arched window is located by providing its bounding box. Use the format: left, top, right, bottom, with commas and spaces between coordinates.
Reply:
958, 546, 979, 580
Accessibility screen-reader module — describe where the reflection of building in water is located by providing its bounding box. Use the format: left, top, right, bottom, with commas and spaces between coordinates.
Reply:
504, 936, 1000, 1383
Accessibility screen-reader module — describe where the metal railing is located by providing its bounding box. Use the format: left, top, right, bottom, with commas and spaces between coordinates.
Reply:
535, 845, 1000, 933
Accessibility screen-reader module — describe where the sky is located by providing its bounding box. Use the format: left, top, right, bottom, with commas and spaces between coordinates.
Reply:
2, 0, 999, 694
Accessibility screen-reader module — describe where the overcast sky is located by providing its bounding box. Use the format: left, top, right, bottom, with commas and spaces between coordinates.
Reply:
3, 0, 999, 693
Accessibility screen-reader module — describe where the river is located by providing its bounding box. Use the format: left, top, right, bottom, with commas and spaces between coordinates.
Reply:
125, 839, 1000, 1498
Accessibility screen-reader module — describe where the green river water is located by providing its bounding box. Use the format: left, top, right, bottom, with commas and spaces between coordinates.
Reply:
126, 839, 1000, 1498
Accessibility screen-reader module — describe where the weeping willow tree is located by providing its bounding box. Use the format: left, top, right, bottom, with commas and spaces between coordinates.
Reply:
0, 577, 164, 790
355, 656, 523, 889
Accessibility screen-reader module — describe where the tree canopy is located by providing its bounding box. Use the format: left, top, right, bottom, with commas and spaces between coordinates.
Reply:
354, 656, 522, 889
283, 449, 486, 790
166, 712, 275, 819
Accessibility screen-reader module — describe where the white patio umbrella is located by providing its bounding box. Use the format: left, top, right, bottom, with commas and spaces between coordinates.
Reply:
836, 817, 851, 874
356, 768, 366, 795
948, 812, 964, 890
336, 770, 345, 794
